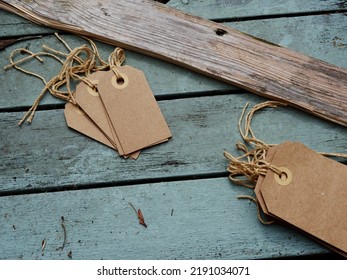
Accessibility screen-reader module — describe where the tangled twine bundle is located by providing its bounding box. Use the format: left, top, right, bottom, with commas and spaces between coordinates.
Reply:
224, 101, 347, 224
4, 33, 125, 125
223, 101, 286, 189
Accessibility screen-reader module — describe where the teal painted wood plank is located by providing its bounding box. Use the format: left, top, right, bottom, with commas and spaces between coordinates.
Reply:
0, 177, 330, 259
0, 9, 55, 37
1, 94, 346, 193
1, 14, 346, 110
226, 14, 347, 68
168, 0, 347, 20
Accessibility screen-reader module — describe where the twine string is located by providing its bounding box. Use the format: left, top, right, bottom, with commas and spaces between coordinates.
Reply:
4, 33, 125, 125
237, 195, 274, 225
224, 101, 347, 224
224, 101, 286, 189
108, 47, 125, 81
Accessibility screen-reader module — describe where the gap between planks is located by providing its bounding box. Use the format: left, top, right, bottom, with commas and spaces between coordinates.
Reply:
0, 177, 332, 259
0, 90, 247, 114
1, 94, 346, 193
212, 9, 347, 23
0, 171, 229, 197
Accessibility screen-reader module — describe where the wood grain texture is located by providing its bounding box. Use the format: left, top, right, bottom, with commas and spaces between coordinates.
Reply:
0, 0, 347, 126
0, 1, 346, 261
1, 14, 346, 111
1, 94, 346, 193
2, 0, 345, 37
0, 177, 330, 259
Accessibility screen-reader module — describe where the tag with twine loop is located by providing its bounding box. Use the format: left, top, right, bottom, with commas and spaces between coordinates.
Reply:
224, 101, 347, 224
4, 33, 126, 126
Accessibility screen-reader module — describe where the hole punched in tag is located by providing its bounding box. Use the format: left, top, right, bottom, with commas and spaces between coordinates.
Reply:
274, 167, 292, 186
111, 73, 129, 89
109, 47, 129, 90
224, 101, 347, 257
87, 80, 99, 96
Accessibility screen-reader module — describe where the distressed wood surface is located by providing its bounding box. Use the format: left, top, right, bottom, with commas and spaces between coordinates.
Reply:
1, 0, 346, 36
1, 14, 346, 110
1, 94, 346, 194
169, 0, 347, 20
1, 1, 346, 260
0, 177, 331, 260
1, 0, 347, 126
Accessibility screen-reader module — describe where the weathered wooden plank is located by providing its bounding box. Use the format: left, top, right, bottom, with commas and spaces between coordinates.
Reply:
0, 177, 331, 259
169, 0, 347, 20
1, 0, 346, 37
1, 14, 346, 110
1, 94, 346, 193
1, 0, 347, 126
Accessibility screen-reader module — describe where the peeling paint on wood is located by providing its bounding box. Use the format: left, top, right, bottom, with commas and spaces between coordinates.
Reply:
0, 95, 346, 193
0, 178, 330, 259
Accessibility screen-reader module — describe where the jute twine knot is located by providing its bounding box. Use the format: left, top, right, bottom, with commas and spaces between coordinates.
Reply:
108, 47, 125, 81
4, 33, 125, 125
224, 101, 285, 189
224, 101, 347, 225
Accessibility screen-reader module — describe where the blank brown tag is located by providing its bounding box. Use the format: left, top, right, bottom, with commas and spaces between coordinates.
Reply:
64, 102, 115, 149
254, 145, 278, 216
74, 72, 140, 159
255, 142, 347, 256
97, 65, 172, 155
74, 71, 120, 151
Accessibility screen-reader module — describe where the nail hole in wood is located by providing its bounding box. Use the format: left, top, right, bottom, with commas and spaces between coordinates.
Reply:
153, 0, 170, 3
215, 28, 228, 36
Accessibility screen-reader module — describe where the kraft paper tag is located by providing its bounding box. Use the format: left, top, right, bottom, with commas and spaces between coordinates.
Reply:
74, 72, 140, 159
74, 72, 120, 151
255, 142, 347, 256
254, 145, 278, 216
64, 102, 115, 149
97, 65, 172, 155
